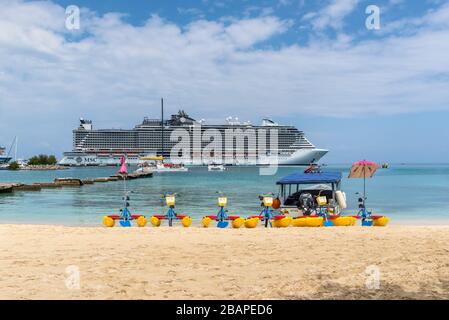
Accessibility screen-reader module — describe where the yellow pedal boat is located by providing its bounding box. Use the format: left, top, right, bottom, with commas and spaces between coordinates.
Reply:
332, 216, 357, 226
373, 216, 389, 227
232, 217, 245, 228
150, 216, 161, 227
244, 217, 259, 228
181, 216, 192, 227
292, 216, 323, 227
272, 216, 292, 228
201, 216, 212, 228
102, 216, 115, 227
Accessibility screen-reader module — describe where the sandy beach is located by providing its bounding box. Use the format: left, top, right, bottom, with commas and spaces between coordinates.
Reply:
1, 224, 448, 300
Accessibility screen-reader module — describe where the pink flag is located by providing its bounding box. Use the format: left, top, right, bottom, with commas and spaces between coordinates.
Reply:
118, 156, 128, 175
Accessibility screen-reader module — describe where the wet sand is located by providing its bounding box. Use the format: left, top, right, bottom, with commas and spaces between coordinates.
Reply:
1, 224, 448, 299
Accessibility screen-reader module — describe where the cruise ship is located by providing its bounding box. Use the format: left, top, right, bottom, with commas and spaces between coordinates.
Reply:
59, 110, 328, 166
0, 146, 12, 164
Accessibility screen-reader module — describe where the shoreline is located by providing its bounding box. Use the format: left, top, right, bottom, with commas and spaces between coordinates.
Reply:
1, 224, 449, 299
2, 218, 449, 228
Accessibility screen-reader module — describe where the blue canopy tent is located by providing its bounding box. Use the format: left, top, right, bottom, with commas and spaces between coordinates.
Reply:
276, 172, 342, 205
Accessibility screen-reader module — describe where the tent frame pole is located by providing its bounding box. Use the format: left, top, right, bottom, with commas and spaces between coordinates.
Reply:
363, 165, 366, 206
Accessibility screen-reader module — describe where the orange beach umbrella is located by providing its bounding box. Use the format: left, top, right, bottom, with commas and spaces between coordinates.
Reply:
348, 160, 379, 201
348, 160, 378, 178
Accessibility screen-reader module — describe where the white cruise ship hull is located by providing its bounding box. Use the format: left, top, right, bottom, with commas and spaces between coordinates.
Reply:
277, 148, 328, 165
59, 148, 328, 167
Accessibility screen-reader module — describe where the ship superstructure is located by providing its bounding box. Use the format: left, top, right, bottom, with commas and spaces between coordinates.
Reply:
59, 111, 327, 166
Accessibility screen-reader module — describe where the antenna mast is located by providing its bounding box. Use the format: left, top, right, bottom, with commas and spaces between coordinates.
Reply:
6, 136, 17, 159
161, 98, 164, 157
14, 136, 18, 161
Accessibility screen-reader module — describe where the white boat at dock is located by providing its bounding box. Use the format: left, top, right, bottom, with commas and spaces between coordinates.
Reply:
135, 156, 188, 173
208, 163, 227, 172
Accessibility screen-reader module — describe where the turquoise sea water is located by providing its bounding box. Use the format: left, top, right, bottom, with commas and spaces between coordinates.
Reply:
1, 165, 448, 225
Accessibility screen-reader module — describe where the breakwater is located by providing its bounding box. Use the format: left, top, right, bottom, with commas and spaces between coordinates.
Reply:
0, 171, 153, 193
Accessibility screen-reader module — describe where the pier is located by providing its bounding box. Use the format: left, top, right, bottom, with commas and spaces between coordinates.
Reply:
0, 171, 153, 194
0, 184, 14, 193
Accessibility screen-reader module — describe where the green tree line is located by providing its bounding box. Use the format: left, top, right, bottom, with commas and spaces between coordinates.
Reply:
28, 154, 58, 166
8, 161, 20, 170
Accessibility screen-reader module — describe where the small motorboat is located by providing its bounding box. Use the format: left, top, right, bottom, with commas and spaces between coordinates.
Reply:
208, 163, 226, 171
276, 171, 347, 217
156, 162, 188, 172
136, 156, 188, 173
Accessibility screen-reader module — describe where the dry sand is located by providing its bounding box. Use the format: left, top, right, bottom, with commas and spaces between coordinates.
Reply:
1, 224, 449, 300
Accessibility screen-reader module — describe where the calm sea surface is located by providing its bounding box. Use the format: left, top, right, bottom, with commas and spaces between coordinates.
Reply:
1, 165, 448, 225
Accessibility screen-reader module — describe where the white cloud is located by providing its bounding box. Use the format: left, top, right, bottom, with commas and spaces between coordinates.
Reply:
303, 0, 360, 31
278, 0, 292, 6
177, 7, 205, 18
225, 16, 291, 47
0, 0, 449, 156
381, 1, 449, 34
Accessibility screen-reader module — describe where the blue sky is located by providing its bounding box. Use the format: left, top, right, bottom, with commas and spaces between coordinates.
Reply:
1, 0, 449, 163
